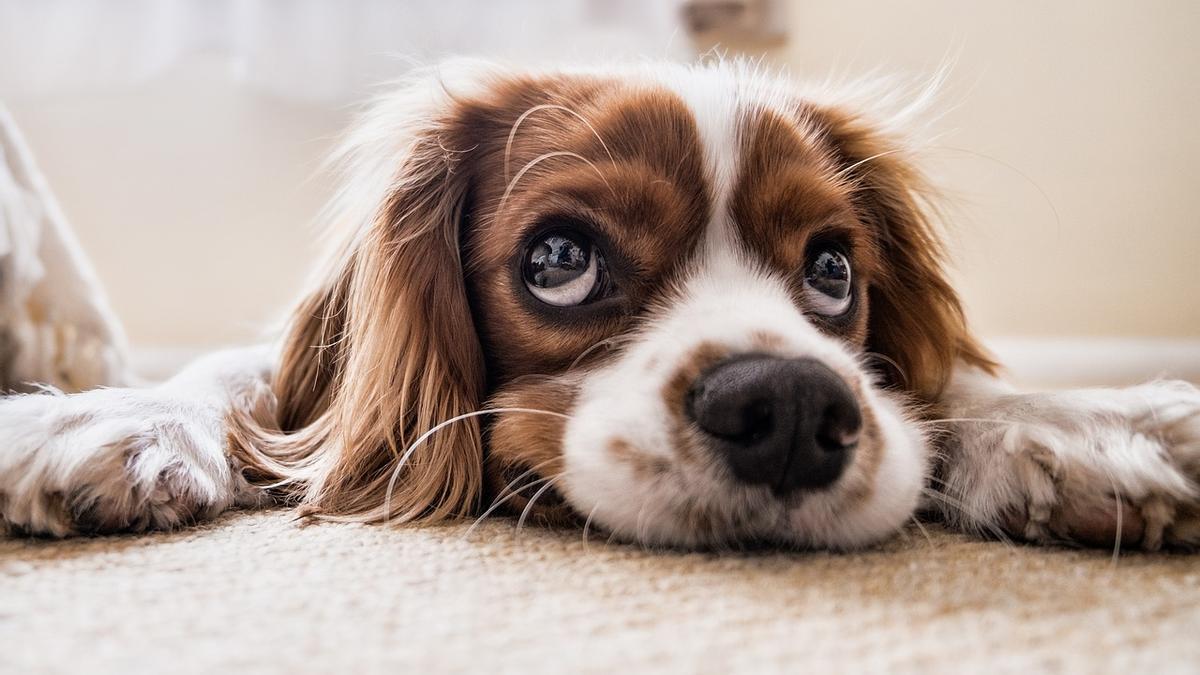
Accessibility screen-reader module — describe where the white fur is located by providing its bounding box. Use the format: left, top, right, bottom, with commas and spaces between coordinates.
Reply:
935, 367, 1200, 549
653, 63, 741, 222
0, 347, 272, 536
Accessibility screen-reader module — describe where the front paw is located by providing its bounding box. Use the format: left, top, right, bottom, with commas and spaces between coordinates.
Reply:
0, 389, 251, 537
939, 380, 1200, 550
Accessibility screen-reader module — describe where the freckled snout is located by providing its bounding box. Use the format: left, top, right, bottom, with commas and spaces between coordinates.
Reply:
685, 356, 861, 494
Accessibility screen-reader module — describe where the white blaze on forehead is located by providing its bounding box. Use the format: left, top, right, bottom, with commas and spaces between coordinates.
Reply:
652, 67, 743, 251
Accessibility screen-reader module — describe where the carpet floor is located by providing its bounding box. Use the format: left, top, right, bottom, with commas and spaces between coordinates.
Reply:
3, 510, 1198, 674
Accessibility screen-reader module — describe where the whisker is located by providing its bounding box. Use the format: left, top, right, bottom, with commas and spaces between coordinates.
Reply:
255, 474, 304, 491
582, 502, 602, 554
491, 458, 562, 505
860, 351, 909, 389
1130, 388, 1164, 428
516, 476, 565, 532
921, 417, 1028, 427
504, 104, 616, 184
461, 457, 562, 540
568, 335, 634, 371
384, 407, 569, 524
497, 151, 613, 217
463, 475, 555, 540
831, 148, 906, 183
921, 486, 1015, 547
1096, 460, 1126, 566
634, 499, 653, 553
931, 145, 1063, 237
568, 338, 616, 371
910, 514, 934, 547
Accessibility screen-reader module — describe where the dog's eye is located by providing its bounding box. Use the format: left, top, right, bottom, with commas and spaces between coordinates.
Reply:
523, 230, 611, 307
803, 247, 852, 316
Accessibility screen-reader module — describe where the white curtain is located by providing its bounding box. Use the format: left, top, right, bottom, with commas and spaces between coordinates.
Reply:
0, 0, 692, 102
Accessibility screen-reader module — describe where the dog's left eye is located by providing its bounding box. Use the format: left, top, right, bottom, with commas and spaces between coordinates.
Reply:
523, 230, 611, 307
803, 247, 852, 316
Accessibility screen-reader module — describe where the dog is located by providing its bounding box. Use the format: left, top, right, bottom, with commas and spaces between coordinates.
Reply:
2, 60, 1198, 550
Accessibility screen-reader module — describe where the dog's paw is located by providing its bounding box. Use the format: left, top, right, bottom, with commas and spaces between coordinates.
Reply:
0, 388, 258, 537
938, 380, 1200, 550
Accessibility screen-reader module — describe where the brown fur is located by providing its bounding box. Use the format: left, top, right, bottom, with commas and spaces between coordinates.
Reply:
734, 105, 996, 396
485, 375, 581, 526
465, 87, 710, 381
228, 92, 492, 522
662, 341, 734, 466
807, 107, 997, 399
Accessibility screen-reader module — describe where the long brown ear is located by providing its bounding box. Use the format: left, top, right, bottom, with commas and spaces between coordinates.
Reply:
814, 106, 996, 402
230, 72, 488, 523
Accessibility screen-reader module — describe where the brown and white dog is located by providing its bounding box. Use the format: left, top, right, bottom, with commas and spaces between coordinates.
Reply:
2, 60, 1199, 550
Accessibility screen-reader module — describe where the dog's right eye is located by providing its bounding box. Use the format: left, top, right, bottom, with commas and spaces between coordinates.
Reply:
523, 230, 612, 307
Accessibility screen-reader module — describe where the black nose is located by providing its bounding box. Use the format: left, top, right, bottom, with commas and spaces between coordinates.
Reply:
685, 355, 862, 495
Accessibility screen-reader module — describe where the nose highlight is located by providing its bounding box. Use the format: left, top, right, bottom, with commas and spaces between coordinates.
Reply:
685, 355, 861, 494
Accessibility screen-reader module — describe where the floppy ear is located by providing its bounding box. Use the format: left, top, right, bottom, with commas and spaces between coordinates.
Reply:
814, 106, 996, 402
230, 73, 489, 523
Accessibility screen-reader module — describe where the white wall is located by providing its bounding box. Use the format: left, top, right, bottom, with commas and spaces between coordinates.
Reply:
7, 1, 1200, 352
764, 1, 1200, 339
9, 55, 342, 348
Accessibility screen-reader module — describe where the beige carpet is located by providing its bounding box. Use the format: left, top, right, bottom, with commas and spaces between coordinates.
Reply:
3, 511, 1198, 674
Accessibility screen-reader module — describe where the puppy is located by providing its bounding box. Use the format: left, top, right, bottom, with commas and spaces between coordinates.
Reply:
2, 60, 1198, 550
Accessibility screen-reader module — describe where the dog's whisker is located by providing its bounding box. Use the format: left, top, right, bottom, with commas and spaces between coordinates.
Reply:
568, 336, 631, 371
461, 457, 564, 540
930, 145, 1063, 236
921, 417, 1028, 427
830, 148, 906, 183
1095, 460, 1127, 567
582, 502, 603, 553
464, 474, 555, 540
384, 407, 569, 525
491, 457, 562, 505
516, 475, 567, 533
921, 487, 1015, 547
860, 350, 910, 389
634, 499, 653, 553
910, 514, 934, 547
497, 150, 613, 217
504, 104, 616, 185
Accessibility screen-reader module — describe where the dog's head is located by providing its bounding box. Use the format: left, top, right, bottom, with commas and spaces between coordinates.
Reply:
236, 60, 993, 549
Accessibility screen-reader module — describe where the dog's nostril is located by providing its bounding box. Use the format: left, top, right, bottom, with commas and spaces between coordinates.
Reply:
686, 355, 861, 494
687, 378, 774, 443
817, 427, 860, 452
815, 402, 862, 453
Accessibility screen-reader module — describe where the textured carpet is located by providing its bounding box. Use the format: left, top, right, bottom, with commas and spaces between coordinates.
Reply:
2, 511, 1198, 674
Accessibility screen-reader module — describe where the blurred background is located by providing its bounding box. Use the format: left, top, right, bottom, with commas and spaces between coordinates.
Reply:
2, 0, 1197, 385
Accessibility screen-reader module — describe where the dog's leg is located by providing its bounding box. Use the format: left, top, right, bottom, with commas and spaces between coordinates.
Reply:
0, 345, 275, 536
932, 366, 1200, 550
